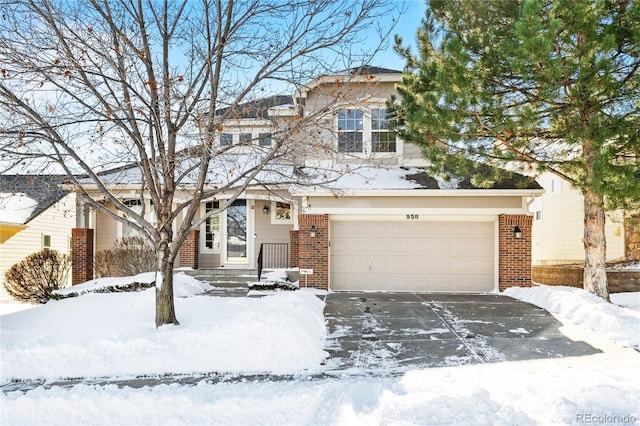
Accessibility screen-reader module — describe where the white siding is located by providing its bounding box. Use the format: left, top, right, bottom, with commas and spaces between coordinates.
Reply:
532, 173, 625, 265
0, 193, 76, 301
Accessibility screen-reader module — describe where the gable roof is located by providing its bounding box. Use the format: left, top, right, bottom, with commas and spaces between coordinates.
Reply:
335, 66, 402, 76
0, 175, 70, 224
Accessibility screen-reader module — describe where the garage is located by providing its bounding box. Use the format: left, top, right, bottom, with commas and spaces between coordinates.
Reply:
330, 219, 496, 292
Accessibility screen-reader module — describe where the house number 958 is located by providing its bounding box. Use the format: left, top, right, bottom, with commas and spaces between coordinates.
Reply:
406, 214, 419, 220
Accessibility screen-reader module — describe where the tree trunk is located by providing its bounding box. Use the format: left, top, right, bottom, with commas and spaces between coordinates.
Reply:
155, 225, 179, 327
583, 187, 610, 301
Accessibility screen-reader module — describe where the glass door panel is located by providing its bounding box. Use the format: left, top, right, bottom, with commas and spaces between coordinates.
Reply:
226, 199, 247, 262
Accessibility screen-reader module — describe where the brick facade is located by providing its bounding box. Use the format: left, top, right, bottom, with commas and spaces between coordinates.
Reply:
289, 230, 300, 268
498, 214, 533, 291
179, 230, 200, 269
71, 228, 94, 285
297, 214, 329, 289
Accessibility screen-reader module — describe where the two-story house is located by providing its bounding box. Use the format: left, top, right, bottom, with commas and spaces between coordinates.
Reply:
70, 66, 543, 293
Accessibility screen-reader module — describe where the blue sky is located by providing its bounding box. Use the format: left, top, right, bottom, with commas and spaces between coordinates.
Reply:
367, 0, 427, 71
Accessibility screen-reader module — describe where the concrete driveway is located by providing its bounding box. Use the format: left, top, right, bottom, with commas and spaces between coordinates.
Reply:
322, 292, 600, 375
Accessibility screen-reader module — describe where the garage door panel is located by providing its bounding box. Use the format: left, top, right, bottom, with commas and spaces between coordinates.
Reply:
330, 220, 496, 292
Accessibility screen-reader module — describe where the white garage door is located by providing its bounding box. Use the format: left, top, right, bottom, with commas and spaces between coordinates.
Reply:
330, 220, 496, 292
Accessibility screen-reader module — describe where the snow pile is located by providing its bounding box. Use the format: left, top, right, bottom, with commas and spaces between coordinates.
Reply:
1, 287, 327, 382
0, 193, 38, 224
608, 260, 640, 271
249, 269, 299, 291
611, 292, 640, 312
53, 272, 212, 298
505, 285, 640, 349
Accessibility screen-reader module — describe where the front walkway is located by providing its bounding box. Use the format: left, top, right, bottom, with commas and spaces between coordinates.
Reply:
322, 292, 600, 375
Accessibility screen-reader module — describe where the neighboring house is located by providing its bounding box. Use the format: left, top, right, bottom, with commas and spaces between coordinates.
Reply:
531, 172, 636, 265
0, 175, 76, 301
69, 66, 542, 294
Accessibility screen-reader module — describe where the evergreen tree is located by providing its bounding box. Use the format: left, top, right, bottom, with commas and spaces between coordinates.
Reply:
395, 0, 640, 300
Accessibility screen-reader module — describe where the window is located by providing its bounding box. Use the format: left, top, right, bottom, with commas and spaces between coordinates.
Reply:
530, 197, 542, 221
220, 133, 233, 146
122, 199, 142, 239
205, 201, 220, 250
551, 178, 562, 193
272, 202, 292, 223
239, 133, 252, 144
371, 108, 396, 152
337, 109, 364, 152
42, 234, 51, 251
258, 133, 272, 147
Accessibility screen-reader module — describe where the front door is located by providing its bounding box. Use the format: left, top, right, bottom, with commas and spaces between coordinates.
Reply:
226, 199, 247, 263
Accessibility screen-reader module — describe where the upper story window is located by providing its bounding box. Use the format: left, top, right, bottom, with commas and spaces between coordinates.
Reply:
371, 108, 396, 153
337, 108, 397, 154
259, 133, 272, 147
551, 177, 562, 193
337, 110, 364, 153
220, 133, 233, 146
239, 133, 252, 144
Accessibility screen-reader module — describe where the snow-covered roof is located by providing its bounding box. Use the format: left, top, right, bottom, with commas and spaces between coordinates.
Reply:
0, 175, 70, 224
301, 165, 543, 193
0, 193, 38, 225
84, 160, 542, 197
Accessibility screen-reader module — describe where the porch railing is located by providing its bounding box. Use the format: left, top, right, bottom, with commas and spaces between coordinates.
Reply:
257, 243, 289, 281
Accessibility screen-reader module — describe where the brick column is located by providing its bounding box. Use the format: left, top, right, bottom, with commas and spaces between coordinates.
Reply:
72, 228, 94, 285
289, 230, 300, 268
498, 214, 533, 291
298, 214, 329, 289
179, 230, 200, 269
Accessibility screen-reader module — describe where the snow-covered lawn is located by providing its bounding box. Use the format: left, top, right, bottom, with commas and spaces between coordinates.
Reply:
1, 273, 326, 381
1, 277, 639, 425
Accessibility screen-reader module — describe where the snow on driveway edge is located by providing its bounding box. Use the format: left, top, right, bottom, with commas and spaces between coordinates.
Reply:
504, 285, 640, 349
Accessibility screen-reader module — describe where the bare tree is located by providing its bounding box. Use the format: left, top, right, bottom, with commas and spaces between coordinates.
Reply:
0, 0, 398, 326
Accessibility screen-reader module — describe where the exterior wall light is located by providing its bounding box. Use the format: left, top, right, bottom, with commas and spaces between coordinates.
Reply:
310, 225, 317, 238
263, 204, 269, 214
514, 226, 523, 239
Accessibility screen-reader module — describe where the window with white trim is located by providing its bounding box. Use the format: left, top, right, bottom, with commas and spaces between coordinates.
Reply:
272, 201, 292, 224
220, 133, 233, 146
204, 201, 221, 250
371, 108, 396, 152
122, 199, 142, 239
258, 133, 272, 147
42, 234, 51, 251
337, 109, 364, 153
337, 108, 397, 154
121, 199, 156, 239
239, 133, 252, 144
